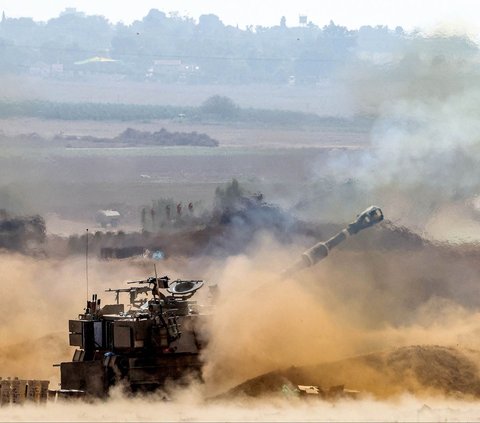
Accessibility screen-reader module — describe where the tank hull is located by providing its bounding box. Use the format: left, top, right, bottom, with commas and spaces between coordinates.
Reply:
61, 353, 202, 397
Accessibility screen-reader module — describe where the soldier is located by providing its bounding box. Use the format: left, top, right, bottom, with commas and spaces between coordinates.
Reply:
150, 208, 155, 227
188, 202, 193, 214
165, 204, 171, 219
177, 203, 182, 216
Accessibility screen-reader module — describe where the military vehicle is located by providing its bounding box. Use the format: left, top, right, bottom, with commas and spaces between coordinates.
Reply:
0, 210, 46, 254
59, 206, 383, 397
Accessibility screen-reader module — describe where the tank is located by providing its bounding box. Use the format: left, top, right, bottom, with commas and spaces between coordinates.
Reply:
59, 206, 383, 397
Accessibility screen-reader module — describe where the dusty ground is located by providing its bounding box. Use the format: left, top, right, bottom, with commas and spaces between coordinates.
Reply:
0, 118, 369, 233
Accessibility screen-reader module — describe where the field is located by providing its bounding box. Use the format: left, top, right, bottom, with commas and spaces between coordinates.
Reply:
0, 105, 370, 234
0, 76, 373, 234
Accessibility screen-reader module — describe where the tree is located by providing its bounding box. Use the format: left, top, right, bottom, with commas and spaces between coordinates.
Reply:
214, 179, 244, 210
198, 14, 224, 32
144, 9, 167, 25
200, 96, 239, 119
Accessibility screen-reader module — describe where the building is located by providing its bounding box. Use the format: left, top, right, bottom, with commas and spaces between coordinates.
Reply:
95, 210, 121, 228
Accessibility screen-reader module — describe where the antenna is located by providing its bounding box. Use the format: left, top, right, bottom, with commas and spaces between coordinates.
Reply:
85, 228, 89, 301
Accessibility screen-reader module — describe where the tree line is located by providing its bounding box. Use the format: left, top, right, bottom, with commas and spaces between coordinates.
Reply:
0, 8, 477, 84
0, 95, 373, 127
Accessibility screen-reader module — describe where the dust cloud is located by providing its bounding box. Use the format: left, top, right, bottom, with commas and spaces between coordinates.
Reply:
4, 392, 480, 422
199, 233, 480, 396
2, 234, 480, 420
0, 254, 155, 383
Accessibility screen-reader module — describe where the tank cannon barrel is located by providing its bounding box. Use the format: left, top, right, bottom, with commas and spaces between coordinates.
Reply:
285, 206, 383, 274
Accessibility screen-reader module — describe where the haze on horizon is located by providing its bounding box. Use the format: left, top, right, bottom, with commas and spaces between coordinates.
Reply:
1, 0, 479, 33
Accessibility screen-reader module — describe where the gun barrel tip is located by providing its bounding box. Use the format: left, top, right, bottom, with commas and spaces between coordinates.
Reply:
365, 205, 384, 221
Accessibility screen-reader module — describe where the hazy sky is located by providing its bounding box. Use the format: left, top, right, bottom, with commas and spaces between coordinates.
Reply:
0, 0, 479, 32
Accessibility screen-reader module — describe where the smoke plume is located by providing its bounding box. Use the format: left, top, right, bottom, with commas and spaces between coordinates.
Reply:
307, 33, 480, 233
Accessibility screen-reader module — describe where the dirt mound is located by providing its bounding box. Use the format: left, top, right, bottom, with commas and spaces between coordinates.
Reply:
53, 127, 219, 147
224, 345, 480, 399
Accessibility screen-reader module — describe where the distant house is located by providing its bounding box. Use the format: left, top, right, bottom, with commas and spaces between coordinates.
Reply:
73, 57, 121, 77
96, 210, 121, 228
74, 56, 119, 65
29, 62, 64, 78
50, 63, 64, 74
60, 7, 85, 17
145, 59, 181, 80
29, 62, 50, 77
147, 59, 199, 82
153, 59, 182, 68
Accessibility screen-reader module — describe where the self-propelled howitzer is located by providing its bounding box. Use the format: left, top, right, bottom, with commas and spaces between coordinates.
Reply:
58, 206, 383, 398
